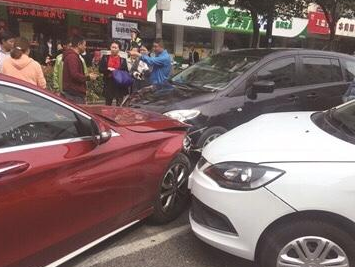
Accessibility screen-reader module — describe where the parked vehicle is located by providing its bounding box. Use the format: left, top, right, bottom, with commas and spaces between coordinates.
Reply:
0, 74, 191, 267
130, 48, 355, 150
189, 101, 355, 267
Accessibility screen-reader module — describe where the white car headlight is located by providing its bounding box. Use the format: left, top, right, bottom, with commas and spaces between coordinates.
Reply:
203, 161, 285, 191
164, 110, 200, 122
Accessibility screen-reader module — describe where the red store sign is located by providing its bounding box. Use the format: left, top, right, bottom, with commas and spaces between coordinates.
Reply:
308, 11, 330, 35
7, 0, 147, 20
8, 7, 66, 20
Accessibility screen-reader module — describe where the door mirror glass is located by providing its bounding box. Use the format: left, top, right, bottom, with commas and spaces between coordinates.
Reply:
252, 80, 275, 93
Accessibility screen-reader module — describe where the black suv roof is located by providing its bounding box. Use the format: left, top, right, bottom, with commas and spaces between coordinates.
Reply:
220, 48, 353, 59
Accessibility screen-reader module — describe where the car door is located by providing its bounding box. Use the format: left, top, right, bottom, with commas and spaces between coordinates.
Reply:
0, 84, 134, 267
242, 56, 305, 123
298, 56, 348, 111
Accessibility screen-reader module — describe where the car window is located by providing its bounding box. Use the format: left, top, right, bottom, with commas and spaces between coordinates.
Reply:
302, 57, 343, 85
331, 59, 343, 82
172, 54, 260, 91
256, 57, 296, 89
344, 59, 355, 81
0, 85, 93, 149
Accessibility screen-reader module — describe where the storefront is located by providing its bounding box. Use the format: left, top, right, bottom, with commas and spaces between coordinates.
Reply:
0, 0, 148, 63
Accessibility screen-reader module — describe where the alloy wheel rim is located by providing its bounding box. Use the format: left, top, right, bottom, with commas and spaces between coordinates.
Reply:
277, 236, 349, 267
160, 163, 188, 212
203, 133, 221, 147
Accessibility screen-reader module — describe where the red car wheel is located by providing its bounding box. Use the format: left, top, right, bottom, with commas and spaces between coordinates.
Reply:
150, 153, 191, 224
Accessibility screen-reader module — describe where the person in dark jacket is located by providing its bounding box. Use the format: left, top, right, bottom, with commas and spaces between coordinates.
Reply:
188, 45, 199, 66
62, 35, 97, 104
99, 41, 129, 106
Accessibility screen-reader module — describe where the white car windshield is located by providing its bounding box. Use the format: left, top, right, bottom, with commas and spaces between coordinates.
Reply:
330, 101, 355, 135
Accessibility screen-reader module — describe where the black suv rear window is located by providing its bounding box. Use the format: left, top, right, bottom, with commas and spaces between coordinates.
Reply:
302, 57, 343, 85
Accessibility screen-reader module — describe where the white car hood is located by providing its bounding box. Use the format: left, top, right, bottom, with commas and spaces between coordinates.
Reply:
203, 112, 355, 164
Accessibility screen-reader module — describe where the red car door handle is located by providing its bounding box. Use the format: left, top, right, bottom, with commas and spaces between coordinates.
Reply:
0, 161, 30, 178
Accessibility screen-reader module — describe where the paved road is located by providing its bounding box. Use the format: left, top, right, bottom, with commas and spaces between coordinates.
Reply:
62, 210, 258, 267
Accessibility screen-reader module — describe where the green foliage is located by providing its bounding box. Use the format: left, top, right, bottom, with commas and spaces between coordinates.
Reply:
309, 0, 355, 22
43, 66, 104, 104
43, 66, 59, 93
86, 67, 104, 104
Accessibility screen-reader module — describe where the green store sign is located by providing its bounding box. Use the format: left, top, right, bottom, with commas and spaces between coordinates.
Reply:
207, 7, 307, 38
147, 1, 308, 38
207, 7, 265, 33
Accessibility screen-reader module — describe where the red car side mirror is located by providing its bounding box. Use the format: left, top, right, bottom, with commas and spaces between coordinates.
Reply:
91, 119, 112, 145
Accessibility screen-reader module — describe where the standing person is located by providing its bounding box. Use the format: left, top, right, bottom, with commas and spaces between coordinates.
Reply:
188, 45, 199, 66
129, 28, 142, 50
53, 39, 71, 92
62, 35, 97, 104
130, 45, 151, 92
127, 46, 139, 71
99, 41, 129, 106
2, 37, 46, 88
129, 40, 171, 89
0, 31, 15, 72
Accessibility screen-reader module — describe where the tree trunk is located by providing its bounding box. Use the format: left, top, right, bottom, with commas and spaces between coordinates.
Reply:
318, 2, 338, 51
250, 9, 259, 48
156, 9, 163, 40
266, 10, 274, 48
329, 22, 337, 51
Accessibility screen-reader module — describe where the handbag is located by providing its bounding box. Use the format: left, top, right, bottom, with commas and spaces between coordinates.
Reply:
113, 70, 133, 87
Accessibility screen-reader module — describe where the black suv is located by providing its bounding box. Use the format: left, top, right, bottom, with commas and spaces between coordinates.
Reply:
130, 49, 355, 150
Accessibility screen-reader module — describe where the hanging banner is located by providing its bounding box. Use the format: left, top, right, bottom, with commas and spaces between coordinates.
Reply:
112, 20, 137, 39
8, 0, 148, 20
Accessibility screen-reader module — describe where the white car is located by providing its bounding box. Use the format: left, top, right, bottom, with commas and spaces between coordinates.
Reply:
189, 102, 355, 267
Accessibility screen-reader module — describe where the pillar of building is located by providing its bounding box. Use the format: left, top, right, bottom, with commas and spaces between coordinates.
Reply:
212, 30, 225, 54
173, 25, 184, 57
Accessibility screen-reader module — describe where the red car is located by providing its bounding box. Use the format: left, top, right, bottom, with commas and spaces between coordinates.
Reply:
0, 75, 191, 267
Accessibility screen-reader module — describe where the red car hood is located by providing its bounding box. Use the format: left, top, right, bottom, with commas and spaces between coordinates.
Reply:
82, 105, 188, 133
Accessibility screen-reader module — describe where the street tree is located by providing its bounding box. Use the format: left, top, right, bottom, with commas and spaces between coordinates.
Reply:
307, 0, 355, 50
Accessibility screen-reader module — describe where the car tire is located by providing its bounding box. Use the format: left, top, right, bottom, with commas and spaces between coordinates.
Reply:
258, 220, 355, 267
196, 126, 228, 148
150, 153, 191, 224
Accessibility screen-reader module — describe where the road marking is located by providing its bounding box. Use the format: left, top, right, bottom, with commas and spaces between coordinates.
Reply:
72, 224, 190, 267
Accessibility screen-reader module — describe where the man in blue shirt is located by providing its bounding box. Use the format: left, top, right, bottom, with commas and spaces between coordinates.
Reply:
130, 40, 171, 88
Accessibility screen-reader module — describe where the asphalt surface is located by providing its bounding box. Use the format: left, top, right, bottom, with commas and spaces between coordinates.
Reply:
62, 210, 258, 267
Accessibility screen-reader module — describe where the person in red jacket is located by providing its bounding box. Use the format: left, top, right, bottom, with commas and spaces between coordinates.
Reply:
62, 35, 97, 104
